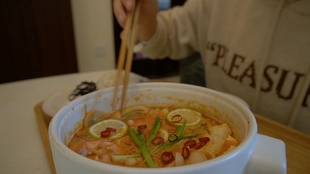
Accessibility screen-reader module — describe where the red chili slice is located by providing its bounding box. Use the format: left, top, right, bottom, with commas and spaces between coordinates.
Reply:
168, 134, 178, 142
184, 139, 197, 149
105, 127, 116, 132
195, 137, 210, 150
100, 130, 111, 138
182, 147, 190, 159
161, 151, 175, 164
171, 114, 182, 123
152, 137, 164, 145
138, 125, 147, 130
199, 137, 210, 143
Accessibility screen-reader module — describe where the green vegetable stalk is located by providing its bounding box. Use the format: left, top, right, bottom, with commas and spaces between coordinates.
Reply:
111, 153, 141, 162
175, 120, 187, 137
128, 117, 196, 167
156, 120, 197, 152
128, 128, 157, 168
155, 135, 196, 152
146, 117, 161, 146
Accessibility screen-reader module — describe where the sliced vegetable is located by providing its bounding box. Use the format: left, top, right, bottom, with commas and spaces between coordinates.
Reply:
146, 117, 161, 146
195, 137, 210, 150
111, 153, 141, 162
105, 127, 116, 132
175, 120, 187, 137
156, 120, 197, 152
166, 108, 202, 126
83, 110, 109, 127
168, 134, 178, 142
175, 152, 185, 166
157, 128, 169, 141
100, 130, 111, 138
128, 128, 157, 168
188, 151, 207, 164
88, 119, 127, 140
182, 147, 190, 159
128, 128, 142, 147
138, 124, 147, 130
161, 151, 174, 165
184, 140, 197, 149
152, 137, 164, 145
200, 124, 232, 158
171, 114, 182, 123
125, 157, 138, 166
114, 105, 148, 119
100, 127, 117, 138
156, 135, 196, 152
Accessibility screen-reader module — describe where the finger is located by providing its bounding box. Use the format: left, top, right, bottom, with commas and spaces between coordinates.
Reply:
121, 0, 135, 12
113, 0, 127, 28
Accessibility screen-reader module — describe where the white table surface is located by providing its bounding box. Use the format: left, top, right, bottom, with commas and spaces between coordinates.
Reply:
0, 70, 180, 174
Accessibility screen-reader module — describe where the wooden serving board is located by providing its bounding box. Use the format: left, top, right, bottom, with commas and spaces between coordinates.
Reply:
34, 102, 56, 174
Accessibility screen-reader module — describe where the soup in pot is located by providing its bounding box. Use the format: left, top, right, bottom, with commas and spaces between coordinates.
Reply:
68, 105, 239, 168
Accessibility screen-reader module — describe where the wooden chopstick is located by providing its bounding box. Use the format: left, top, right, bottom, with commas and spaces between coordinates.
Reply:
112, 0, 141, 113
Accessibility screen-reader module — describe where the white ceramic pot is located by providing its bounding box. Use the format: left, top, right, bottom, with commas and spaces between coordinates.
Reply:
49, 83, 258, 174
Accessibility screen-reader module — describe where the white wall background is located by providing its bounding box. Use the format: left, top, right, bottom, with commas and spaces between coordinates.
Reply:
71, 0, 115, 72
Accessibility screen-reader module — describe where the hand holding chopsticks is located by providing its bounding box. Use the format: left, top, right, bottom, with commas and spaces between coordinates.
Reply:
112, 0, 141, 113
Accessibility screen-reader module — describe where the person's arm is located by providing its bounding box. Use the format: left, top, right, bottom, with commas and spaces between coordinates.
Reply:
140, 1, 201, 60
113, 0, 202, 60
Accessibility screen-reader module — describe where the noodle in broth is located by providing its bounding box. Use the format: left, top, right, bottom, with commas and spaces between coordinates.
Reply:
68, 105, 239, 168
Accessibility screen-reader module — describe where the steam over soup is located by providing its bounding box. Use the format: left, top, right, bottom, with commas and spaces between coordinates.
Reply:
68, 105, 239, 168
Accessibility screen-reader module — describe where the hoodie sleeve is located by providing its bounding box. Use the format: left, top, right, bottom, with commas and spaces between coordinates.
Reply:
137, 0, 201, 60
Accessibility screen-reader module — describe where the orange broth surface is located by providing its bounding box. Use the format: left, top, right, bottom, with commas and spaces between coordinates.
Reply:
68, 105, 239, 168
